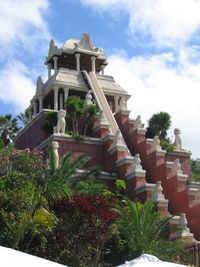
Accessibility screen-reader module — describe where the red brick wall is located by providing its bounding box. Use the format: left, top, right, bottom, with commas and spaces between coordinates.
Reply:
166, 152, 191, 178
15, 112, 49, 151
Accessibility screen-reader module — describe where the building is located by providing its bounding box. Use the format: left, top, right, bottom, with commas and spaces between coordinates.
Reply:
15, 33, 199, 242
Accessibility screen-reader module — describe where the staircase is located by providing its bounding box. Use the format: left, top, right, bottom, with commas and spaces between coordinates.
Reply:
82, 70, 198, 241
115, 109, 200, 240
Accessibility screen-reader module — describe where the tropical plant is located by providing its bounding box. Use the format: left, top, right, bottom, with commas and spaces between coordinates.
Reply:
65, 96, 86, 134
45, 195, 119, 267
42, 111, 58, 135
0, 144, 95, 255
0, 114, 20, 146
191, 158, 200, 181
17, 111, 29, 127
160, 139, 175, 152
83, 104, 98, 136
146, 112, 171, 140
115, 200, 186, 263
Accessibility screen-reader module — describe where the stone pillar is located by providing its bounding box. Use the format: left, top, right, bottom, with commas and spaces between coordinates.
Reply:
28, 109, 32, 122
91, 56, 96, 73
54, 86, 59, 110
39, 96, 43, 113
100, 64, 105, 75
75, 53, 81, 71
53, 56, 58, 74
114, 95, 119, 112
63, 87, 69, 103
47, 63, 52, 79
59, 93, 64, 110
33, 102, 37, 117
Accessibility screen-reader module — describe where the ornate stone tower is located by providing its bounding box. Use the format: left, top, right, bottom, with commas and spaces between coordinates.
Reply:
15, 33, 198, 243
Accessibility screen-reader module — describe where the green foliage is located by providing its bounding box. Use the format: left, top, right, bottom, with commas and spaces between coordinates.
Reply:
191, 158, 200, 181
0, 113, 20, 146
75, 178, 105, 196
42, 111, 58, 135
146, 112, 171, 140
65, 96, 86, 134
17, 111, 29, 127
160, 139, 175, 152
46, 195, 119, 267
84, 104, 98, 136
115, 179, 126, 200
116, 200, 186, 263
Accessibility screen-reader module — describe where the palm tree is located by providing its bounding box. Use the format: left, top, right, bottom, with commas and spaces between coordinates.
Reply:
146, 112, 171, 140
17, 111, 29, 127
118, 200, 185, 262
0, 114, 20, 146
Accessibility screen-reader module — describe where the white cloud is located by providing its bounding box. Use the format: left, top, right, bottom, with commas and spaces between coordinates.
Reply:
0, 0, 50, 113
0, 0, 49, 44
106, 51, 200, 158
80, 0, 200, 47
0, 61, 35, 112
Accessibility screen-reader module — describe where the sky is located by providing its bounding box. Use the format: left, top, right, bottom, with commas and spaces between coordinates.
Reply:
0, 0, 200, 158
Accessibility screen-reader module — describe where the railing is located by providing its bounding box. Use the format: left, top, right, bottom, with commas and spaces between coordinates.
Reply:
187, 243, 200, 266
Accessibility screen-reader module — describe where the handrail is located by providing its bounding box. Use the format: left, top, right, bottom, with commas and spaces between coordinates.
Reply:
82, 70, 119, 134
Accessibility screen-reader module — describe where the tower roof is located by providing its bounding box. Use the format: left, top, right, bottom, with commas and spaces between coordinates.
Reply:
45, 33, 107, 64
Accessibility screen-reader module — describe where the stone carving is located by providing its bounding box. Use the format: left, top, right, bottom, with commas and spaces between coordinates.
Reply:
36, 76, 43, 96
174, 159, 183, 175
120, 97, 127, 111
152, 181, 164, 202
173, 128, 182, 150
152, 136, 162, 151
54, 109, 66, 134
98, 110, 107, 124
52, 141, 59, 168
85, 90, 93, 105
135, 115, 144, 129
48, 39, 57, 57
114, 130, 124, 146
133, 154, 142, 171
179, 213, 187, 228
75, 33, 104, 55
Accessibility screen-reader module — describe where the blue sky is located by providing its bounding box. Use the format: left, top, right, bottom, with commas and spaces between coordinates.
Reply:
0, 0, 200, 158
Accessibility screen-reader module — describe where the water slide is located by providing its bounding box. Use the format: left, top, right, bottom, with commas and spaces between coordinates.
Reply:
82, 70, 119, 135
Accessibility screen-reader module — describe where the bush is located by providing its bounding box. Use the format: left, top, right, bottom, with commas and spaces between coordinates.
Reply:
42, 111, 58, 135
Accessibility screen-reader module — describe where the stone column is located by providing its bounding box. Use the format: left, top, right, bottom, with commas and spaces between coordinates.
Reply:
53, 56, 58, 74
59, 93, 64, 110
33, 102, 37, 117
47, 63, 52, 79
75, 53, 81, 71
39, 96, 43, 112
100, 64, 105, 75
114, 95, 119, 112
54, 86, 59, 110
63, 87, 69, 103
91, 56, 96, 73
28, 109, 32, 122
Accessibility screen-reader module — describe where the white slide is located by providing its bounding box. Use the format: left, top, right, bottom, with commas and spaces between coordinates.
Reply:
82, 70, 119, 135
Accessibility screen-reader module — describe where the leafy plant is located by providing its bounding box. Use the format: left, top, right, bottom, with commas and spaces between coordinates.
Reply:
160, 139, 175, 152
83, 104, 98, 136
65, 96, 86, 134
146, 112, 171, 140
116, 200, 186, 263
0, 114, 20, 146
42, 111, 58, 135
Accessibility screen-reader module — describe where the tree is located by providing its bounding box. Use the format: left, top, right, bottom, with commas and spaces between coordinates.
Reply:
83, 104, 98, 136
65, 96, 86, 134
191, 158, 200, 181
116, 200, 186, 263
0, 144, 94, 254
146, 112, 171, 140
17, 111, 29, 127
0, 114, 20, 146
